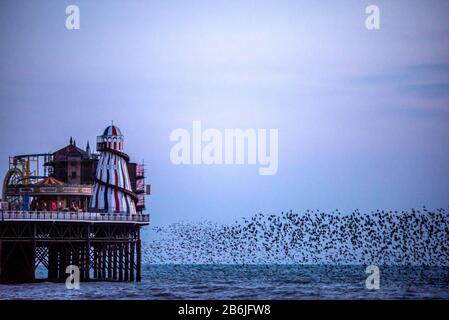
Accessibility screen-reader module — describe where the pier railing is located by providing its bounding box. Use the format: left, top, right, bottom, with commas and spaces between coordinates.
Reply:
0, 210, 150, 224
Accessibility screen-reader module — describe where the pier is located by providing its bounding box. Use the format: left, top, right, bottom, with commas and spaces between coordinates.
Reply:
0, 124, 150, 284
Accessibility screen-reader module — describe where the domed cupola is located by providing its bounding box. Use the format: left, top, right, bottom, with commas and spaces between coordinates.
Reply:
97, 123, 125, 153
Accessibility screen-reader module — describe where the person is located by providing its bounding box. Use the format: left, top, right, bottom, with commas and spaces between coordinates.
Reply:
51, 201, 57, 211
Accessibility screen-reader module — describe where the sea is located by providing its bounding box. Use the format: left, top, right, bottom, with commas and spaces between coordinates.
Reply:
1, 264, 448, 300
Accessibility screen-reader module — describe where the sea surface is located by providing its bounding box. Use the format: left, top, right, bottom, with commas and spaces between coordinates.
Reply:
1, 265, 448, 300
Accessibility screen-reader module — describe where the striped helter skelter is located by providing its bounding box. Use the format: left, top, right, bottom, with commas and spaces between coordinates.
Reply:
89, 124, 137, 214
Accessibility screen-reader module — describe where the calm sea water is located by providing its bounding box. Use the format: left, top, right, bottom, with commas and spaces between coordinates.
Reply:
0, 265, 448, 300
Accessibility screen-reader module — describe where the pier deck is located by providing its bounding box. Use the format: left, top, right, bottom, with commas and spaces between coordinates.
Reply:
1, 211, 150, 224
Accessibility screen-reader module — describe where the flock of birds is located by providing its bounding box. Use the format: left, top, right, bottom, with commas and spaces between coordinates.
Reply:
142, 207, 449, 265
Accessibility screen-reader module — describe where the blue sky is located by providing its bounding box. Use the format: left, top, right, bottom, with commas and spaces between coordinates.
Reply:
1, 0, 449, 227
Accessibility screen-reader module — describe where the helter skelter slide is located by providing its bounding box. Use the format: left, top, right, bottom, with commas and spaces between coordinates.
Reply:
90, 124, 137, 215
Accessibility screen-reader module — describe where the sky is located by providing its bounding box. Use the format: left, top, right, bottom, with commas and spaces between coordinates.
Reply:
0, 0, 449, 228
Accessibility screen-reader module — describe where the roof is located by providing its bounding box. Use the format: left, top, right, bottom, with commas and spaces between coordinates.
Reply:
36, 176, 65, 185
102, 125, 123, 136
53, 144, 89, 160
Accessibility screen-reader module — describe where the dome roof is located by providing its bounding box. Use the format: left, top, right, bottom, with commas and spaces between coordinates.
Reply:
36, 176, 64, 186
102, 124, 123, 136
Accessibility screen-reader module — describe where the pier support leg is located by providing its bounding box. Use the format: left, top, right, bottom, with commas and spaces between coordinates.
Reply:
108, 246, 112, 279
136, 239, 141, 282
113, 244, 118, 280
101, 246, 106, 280
59, 249, 67, 280
124, 242, 129, 281
130, 242, 135, 282
48, 245, 58, 280
79, 246, 85, 281
0, 240, 2, 280
94, 247, 98, 279
119, 244, 123, 281
73, 246, 79, 273
32, 225, 36, 279
86, 225, 91, 281
97, 246, 102, 279
66, 249, 71, 277
85, 244, 90, 281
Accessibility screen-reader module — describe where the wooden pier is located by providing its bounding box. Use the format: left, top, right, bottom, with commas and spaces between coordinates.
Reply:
0, 211, 149, 284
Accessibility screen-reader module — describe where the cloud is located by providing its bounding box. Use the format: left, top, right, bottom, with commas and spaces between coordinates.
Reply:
348, 63, 449, 100
399, 83, 449, 99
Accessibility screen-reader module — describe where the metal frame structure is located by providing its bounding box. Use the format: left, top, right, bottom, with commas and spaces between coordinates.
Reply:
0, 217, 148, 283
2, 153, 52, 202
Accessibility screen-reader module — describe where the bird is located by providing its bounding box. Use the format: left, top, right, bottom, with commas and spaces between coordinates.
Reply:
142, 206, 449, 266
